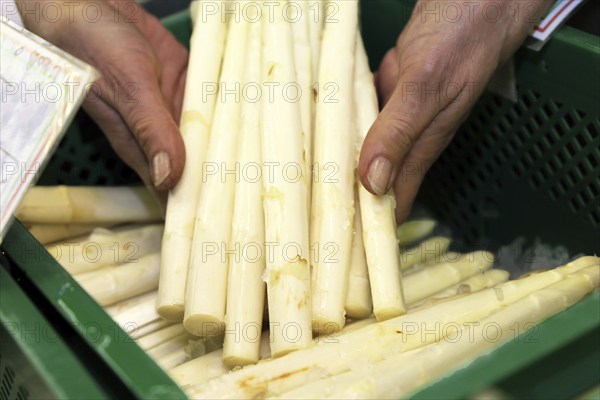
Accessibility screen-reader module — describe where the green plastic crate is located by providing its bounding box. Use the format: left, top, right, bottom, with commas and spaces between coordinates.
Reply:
1, 3, 599, 399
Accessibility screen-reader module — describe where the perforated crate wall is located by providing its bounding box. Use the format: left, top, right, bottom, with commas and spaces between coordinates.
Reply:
37, 112, 140, 186
419, 88, 600, 255
0, 357, 28, 400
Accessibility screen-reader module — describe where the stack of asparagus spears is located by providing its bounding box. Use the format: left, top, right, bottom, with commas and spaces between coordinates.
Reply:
18, 185, 599, 398
159, 0, 409, 365
16, 0, 599, 398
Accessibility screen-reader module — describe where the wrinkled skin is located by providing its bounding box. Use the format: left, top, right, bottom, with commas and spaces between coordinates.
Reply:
358, 0, 551, 222
18, 0, 188, 206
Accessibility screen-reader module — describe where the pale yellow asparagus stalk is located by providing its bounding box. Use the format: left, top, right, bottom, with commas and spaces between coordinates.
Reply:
354, 33, 406, 321
137, 324, 186, 351
399, 236, 451, 270
76, 253, 160, 306
174, 319, 371, 389
293, 0, 313, 196
112, 295, 161, 334
310, 0, 358, 333
17, 186, 160, 224
261, 0, 312, 356
402, 251, 461, 276
157, 0, 228, 321
396, 219, 437, 245
27, 223, 108, 245
308, 0, 324, 81
171, 334, 270, 388
433, 269, 510, 297
104, 290, 157, 317
146, 332, 195, 358
46, 224, 163, 275
403, 251, 494, 305
408, 269, 509, 310
148, 333, 206, 370
130, 319, 172, 340
184, 12, 250, 335
222, 19, 266, 367
344, 186, 372, 319
186, 257, 597, 399
280, 265, 600, 399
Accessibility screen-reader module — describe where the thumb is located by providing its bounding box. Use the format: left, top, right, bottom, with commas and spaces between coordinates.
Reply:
108, 69, 186, 191
358, 58, 443, 196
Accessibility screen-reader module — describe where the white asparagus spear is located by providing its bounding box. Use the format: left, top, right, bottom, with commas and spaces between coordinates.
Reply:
222, 19, 266, 367
46, 224, 163, 275
27, 223, 109, 245
307, 0, 324, 81
185, 257, 597, 399
396, 219, 437, 245
137, 324, 186, 351
184, 12, 250, 335
171, 334, 271, 388
147, 332, 195, 359
16, 186, 161, 224
407, 269, 510, 311
293, 0, 313, 200
344, 186, 372, 319
403, 251, 462, 276
434, 269, 510, 297
76, 253, 160, 306
112, 295, 161, 334
261, 0, 312, 356
354, 33, 406, 321
408, 269, 510, 311
278, 265, 600, 399
403, 251, 494, 305
157, 0, 228, 321
104, 290, 157, 317
130, 319, 172, 340
174, 319, 371, 389
399, 236, 451, 270
310, 0, 358, 333
148, 334, 206, 370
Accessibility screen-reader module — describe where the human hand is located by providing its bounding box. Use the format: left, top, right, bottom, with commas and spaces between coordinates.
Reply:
18, 0, 187, 198
358, 0, 552, 222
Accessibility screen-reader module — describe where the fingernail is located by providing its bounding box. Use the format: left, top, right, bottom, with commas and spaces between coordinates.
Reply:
367, 156, 393, 195
152, 151, 171, 188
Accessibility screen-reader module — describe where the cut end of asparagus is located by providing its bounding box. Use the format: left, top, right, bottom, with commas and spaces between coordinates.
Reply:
222, 354, 259, 369
311, 314, 346, 335
157, 304, 185, 322
396, 219, 437, 245
183, 314, 225, 337
374, 306, 407, 322
345, 305, 374, 320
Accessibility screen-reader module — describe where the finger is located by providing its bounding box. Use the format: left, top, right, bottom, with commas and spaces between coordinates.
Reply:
375, 47, 399, 106
82, 97, 168, 213
100, 58, 186, 191
358, 56, 447, 196
135, 6, 189, 121
392, 127, 456, 224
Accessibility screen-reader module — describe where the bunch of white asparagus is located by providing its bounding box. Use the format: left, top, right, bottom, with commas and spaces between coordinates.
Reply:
158, 0, 410, 365
17, 0, 599, 397
18, 187, 599, 398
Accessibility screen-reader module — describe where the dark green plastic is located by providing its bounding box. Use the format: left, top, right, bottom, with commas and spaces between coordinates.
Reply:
0, 266, 106, 399
2, 3, 599, 400
1, 222, 187, 400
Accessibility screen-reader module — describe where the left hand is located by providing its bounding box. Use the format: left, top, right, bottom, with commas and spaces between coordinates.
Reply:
358, 0, 552, 222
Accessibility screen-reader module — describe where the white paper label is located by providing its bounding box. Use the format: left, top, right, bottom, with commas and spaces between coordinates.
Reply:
0, 17, 97, 241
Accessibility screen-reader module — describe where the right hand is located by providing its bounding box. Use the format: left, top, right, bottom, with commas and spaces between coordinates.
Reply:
18, 0, 188, 200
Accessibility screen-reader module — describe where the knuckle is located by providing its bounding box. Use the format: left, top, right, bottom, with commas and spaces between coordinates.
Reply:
385, 115, 419, 151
